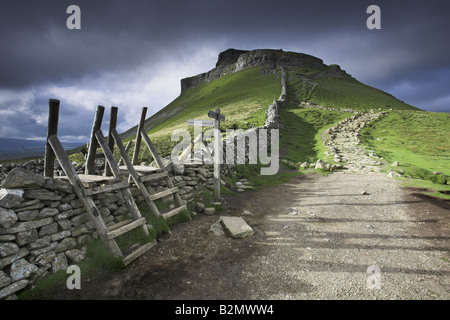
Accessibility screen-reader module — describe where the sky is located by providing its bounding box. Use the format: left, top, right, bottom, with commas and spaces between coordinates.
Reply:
0, 0, 449, 143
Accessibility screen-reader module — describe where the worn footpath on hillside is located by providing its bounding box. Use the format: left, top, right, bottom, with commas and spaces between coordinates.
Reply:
38, 169, 450, 300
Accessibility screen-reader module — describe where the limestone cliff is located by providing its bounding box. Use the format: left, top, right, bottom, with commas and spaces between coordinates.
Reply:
180, 48, 333, 92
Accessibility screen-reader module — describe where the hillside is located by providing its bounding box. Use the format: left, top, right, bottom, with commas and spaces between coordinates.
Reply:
0, 137, 81, 161
120, 48, 419, 160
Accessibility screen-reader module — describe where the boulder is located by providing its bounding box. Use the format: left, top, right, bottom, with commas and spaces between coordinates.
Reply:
38, 223, 58, 237
44, 178, 74, 193
388, 170, 401, 178
17, 210, 39, 222
0, 270, 11, 289
0, 217, 53, 234
52, 253, 68, 272
0, 242, 19, 258
100, 194, 119, 207
195, 202, 205, 212
0, 189, 24, 209
10, 259, 38, 282
173, 162, 184, 175
55, 237, 77, 253
209, 219, 225, 236
241, 210, 253, 216
300, 162, 309, 168
1, 168, 45, 189
23, 189, 62, 201
220, 216, 254, 239
38, 208, 59, 218
0, 248, 29, 269
315, 160, 324, 170
65, 247, 87, 263
0, 207, 18, 229
0, 279, 29, 299
27, 236, 51, 250
31, 251, 56, 267
16, 229, 38, 246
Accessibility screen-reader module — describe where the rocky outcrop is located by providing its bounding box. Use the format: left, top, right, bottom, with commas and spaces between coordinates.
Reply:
215, 49, 249, 68
181, 48, 325, 92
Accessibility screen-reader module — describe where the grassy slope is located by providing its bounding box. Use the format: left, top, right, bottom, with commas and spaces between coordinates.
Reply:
280, 106, 352, 164
126, 67, 281, 161
359, 110, 450, 199
284, 66, 449, 199
290, 67, 419, 111
311, 77, 419, 111
69, 54, 447, 199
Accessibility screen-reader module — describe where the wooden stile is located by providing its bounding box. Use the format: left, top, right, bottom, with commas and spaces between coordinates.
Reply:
86, 105, 105, 175
44, 99, 60, 178
104, 106, 118, 176
132, 107, 147, 166
45, 105, 158, 265
45, 103, 191, 265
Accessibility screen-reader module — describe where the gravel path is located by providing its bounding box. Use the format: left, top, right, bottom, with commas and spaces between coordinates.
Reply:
36, 109, 449, 300
234, 173, 450, 299
38, 171, 450, 300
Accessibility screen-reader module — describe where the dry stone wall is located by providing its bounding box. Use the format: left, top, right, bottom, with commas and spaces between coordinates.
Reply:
220, 67, 286, 165
0, 59, 288, 300
0, 162, 215, 300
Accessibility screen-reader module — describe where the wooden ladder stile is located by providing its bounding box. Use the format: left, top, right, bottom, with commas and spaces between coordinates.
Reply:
140, 129, 188, 219
112, 127, 188, 220
47, 133, 156, 266
112, 107, 188, 221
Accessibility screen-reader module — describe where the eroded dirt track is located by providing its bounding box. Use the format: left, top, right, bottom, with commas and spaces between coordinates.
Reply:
39, 172, 450, 300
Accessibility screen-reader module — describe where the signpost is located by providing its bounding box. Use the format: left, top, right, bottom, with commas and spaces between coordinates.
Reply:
186, 108, 225, 201
208, 109, 224, 200
186, 119, 215, 127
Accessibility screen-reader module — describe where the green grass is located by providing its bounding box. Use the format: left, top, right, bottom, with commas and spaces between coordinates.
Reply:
297, 76, 419, 111
17, 202, 194, 300
396, 177, 450, 200
17, 237, 123, 299
359, 110, 450, 198
280, 104, 352, 164
120, 67, 281, 162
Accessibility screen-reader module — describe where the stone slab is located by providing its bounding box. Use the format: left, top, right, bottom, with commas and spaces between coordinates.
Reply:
220, 216, 254, 239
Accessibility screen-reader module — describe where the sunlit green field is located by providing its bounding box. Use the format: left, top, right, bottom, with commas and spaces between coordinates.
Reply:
360, 110, 450, 199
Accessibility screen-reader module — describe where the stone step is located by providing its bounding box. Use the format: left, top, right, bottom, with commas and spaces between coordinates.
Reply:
220, 216, 254, 239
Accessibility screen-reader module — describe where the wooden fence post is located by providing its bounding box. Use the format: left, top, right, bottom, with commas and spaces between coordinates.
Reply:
44, 99, 60, 177
85, 105, 105, 175
104, 106, 118, 176
132, 107, 147, 165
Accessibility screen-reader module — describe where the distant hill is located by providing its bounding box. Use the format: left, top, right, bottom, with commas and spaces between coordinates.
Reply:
0, 137, 82, 161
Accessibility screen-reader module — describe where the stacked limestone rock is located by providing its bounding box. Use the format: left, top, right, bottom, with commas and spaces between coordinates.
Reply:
0, 160, 45, 182
264, 67, 286, 130
0, 158, 86, 182
0, 167, 131, 299
143, 164, 216, 203
322, 111, 387, 174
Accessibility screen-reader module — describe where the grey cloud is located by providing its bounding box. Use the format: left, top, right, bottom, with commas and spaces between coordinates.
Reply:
0, 0, 449, 142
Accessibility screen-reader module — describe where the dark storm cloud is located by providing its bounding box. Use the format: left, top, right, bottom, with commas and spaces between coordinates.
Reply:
0, 0, 388, 87
0, 0, 448, 142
